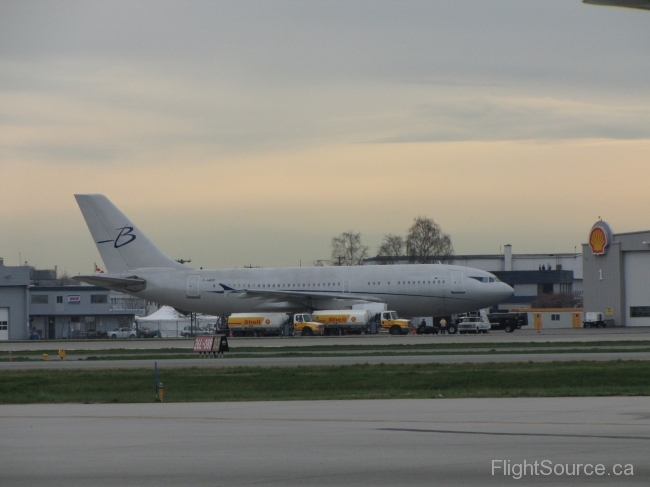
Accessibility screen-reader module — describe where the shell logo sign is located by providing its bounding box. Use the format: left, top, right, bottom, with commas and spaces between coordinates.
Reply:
265, 319, 270, 325
351, 317, 356, 322
588, 221, 613, 256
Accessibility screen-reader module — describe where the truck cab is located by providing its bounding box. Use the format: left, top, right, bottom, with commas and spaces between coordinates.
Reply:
377, 311, 410, 335
292, 313, 325, 337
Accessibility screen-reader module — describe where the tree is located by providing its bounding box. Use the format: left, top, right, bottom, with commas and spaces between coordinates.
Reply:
331, 231, 369, 266
376, 234, 405, 265
405, 216, 454, 264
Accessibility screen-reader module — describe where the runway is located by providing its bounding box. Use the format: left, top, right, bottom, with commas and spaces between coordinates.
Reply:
1, 397, 648, 486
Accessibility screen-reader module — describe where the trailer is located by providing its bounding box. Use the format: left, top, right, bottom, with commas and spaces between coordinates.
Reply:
227, 313, 288, 337
312, 310, 373, 336
582, 311, 606, 328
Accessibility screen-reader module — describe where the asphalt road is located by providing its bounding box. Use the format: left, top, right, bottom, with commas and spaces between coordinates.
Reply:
1, 397, 648, 486
2, 327, 650, 352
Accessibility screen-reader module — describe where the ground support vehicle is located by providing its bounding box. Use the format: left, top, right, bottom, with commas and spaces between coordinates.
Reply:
582, 312, 606, 328
487, 312, 528, 333
456, 316, 491, 334
414, 317, 439, 335
352, 304, 410, 335
291, 313, 325, 337
108, 327, 136, 339
312, 310, 372, 336
227, 313, 288, 337
137, 327, 162, 338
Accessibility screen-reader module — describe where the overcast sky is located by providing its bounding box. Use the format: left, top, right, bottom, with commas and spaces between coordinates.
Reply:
1, 0, 649, 275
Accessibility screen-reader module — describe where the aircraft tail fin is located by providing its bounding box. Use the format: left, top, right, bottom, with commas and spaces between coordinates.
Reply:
75, 194, 188, 272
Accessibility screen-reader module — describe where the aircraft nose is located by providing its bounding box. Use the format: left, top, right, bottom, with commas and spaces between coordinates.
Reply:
499, 282, 514, 302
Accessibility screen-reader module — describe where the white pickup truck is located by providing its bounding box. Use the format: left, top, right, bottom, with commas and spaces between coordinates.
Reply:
456, 316, 491, 334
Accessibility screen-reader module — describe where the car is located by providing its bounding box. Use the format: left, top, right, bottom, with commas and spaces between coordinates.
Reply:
456, 316, 491, 334
180, 326, 211, 337
108, 327, 136, 339
136, 327, 161, 338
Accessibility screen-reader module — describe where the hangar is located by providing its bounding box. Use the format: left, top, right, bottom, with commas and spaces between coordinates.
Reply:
583, 221, 650, 327
0, 259, 30, 340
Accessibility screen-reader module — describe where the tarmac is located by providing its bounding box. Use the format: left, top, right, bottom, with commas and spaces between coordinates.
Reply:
1, 397, 648, 486
1, 327, 650, 352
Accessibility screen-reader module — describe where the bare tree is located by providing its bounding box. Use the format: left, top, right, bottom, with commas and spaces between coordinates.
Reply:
406, 216, 454, 264
331, 231, 369, 266
376, 234, 405, 265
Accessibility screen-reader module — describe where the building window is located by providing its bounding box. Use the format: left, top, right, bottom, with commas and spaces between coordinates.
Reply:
630, 306, 650, 318
56, 296, 63, 303
551, 314, 560, 321
31, 295, 48, 304
90, 294, 108, 304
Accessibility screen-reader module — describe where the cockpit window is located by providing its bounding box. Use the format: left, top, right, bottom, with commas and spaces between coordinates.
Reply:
469, 276, 489, 283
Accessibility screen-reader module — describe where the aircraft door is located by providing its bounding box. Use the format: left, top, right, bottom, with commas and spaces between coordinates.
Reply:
343, 280, 350, 293
187, 275, 201, 298
451, 271, 465, 294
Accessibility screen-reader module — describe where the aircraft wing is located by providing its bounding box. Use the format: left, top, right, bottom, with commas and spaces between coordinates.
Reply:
220, 284, 386, 304
75, 274, 146, 292
583, 0, 650, 10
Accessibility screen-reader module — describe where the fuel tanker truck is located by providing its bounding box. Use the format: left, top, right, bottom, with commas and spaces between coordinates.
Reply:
227, 313, 323, 337
309, 308, 409, 336
227, 313, 287, 337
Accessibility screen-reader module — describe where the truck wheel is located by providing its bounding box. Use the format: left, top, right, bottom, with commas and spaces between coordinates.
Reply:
389, 326, 401, 336
447, 325, 457, 334
233, 331, 243, 337
329, 328, 340, 336
301, 328, 313, 337
110, 334, 117, 339
504, 325, 514, 333
244, 330, 255, 338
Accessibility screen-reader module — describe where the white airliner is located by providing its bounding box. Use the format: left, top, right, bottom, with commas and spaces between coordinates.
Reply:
74, 194, 513, 318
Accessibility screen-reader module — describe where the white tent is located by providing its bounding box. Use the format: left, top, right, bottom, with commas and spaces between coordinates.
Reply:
136, 306, 219, 338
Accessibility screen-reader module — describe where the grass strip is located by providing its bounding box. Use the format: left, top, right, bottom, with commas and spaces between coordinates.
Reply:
1, 360, 649, 404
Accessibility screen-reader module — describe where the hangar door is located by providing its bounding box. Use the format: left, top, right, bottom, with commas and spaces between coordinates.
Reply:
0, 308, 8, 341
624, 252, 650, 327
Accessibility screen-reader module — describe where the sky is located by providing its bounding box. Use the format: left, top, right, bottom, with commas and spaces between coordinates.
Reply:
1, 0, 649, 276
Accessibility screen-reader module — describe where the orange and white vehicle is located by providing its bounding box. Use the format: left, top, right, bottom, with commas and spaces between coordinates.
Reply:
291, 313, 325, 337
227, 313, 287, 337
311, 309, 373, 336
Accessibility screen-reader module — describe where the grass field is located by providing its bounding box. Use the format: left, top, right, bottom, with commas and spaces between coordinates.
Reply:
1, 360, 649, 404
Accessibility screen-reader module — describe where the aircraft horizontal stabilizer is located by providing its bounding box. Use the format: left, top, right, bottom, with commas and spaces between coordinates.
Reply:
75, 274, 146, 292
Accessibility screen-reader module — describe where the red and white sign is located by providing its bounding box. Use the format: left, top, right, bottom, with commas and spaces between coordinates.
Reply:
193, 336, 215, 352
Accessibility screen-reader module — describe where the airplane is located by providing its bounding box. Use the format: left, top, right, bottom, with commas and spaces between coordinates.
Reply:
74, 194, 514, 320
583, 0, 650, 10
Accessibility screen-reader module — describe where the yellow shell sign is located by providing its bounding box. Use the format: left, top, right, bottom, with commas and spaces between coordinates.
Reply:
588, 221, 613, 256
